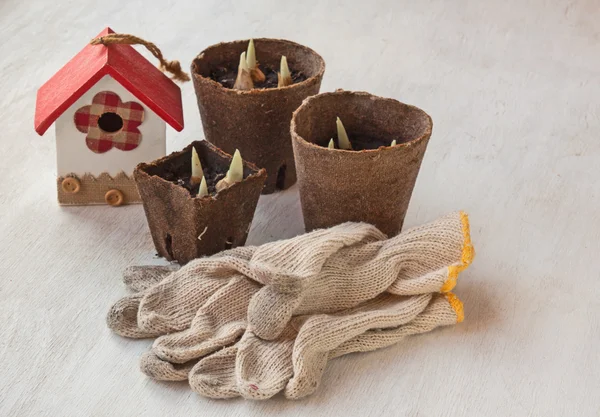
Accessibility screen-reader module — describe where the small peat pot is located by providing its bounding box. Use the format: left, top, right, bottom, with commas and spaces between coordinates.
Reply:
291, 91, 433, 236
134, 141, 266, 264
191, 38, 325, 194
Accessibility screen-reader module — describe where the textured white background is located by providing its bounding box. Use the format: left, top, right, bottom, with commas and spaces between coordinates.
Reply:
1, 0, 599, 416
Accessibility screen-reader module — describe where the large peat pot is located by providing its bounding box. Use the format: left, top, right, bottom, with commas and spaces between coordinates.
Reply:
291, 91, 433, 236
192, 38, 325, 194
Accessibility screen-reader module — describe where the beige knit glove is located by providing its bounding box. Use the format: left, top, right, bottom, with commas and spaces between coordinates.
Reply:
107, 245, 261, 338
246, 211, 472, 340
107, 212, 473, 393
106, 222, 382, 339
131, 211, 471, 367
186, 292, 463, 400
108, 212, 471, 341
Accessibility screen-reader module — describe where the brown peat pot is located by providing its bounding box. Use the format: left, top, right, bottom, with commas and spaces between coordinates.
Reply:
134, 141, 266, 264
191, 38, 325, 194
291, 91, 433, 236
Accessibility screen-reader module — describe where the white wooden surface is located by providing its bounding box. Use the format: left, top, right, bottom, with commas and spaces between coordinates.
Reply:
1, 0, 599, 416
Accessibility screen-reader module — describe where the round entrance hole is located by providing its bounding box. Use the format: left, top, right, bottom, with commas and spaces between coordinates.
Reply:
98, 112, 124, 133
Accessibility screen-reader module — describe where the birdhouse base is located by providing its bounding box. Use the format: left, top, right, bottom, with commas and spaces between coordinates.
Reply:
57, 172, 141, 206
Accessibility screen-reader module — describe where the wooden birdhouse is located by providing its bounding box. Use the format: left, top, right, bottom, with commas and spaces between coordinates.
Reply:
34, 27, 184, 206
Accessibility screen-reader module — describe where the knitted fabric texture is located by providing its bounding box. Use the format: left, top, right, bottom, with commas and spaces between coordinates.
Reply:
187, 292, 461, 400
247, 211, 471, 340
107, 212, 470, 340
106, 223, 380, 339
106, 212, 474, 399
122, 265, 179, 292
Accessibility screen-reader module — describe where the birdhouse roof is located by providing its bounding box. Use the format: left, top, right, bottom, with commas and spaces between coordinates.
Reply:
34, 27, 184, 135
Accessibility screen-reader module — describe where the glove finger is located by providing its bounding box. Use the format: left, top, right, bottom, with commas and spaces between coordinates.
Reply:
247, 286, 302, 341
329, 293, 463, 359
189, 345, 240, 399
284, 293, 432, 399
123, 265, 180, 292
386, 211, 474, 294
140, 350, 196, 381
235, 325, 297, 400
153, 276, 259, 364
249, 222, 386, 285
109, 245, 255, 339
106, 293, 158, 338
137, 264, 234, 335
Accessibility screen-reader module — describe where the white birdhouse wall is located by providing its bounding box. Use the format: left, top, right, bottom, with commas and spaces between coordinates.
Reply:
55, 75, 166, 177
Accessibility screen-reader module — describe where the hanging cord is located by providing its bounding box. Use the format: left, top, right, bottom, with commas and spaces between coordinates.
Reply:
90, 34, 190, 82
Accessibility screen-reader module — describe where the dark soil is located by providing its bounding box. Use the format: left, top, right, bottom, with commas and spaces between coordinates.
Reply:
211, 64, 307, 89
319, 135, 402, 151
157, 158, 227, 197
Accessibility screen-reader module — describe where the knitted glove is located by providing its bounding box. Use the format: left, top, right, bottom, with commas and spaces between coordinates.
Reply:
108, 212, 471, 340
106, 246, 256, 338
246, 211, 473, 340
130, 212, 472, 384
132, 211, 470, 366
107, 222, 382, 339
186, 292, 463, 400
107, 212, 473, 393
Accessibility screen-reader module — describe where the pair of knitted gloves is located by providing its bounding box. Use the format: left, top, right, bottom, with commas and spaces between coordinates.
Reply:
107, 212, 474, 400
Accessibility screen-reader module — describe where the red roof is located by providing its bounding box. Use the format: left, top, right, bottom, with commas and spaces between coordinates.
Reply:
35, 27, 184, 135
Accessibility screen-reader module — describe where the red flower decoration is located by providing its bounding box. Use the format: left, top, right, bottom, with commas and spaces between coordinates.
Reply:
74, 91, 145, 153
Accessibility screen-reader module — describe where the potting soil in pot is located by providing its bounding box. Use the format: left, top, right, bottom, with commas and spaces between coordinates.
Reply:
154, 156, 227, 197
319, 135, 401, 150
211, 64, 307, 89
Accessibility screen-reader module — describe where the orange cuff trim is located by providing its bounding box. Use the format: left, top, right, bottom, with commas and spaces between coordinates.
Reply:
445, 292, 464, 323
441, 211, 475, 293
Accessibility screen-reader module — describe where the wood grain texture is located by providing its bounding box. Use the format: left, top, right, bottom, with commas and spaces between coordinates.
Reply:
1, 0, 599, 416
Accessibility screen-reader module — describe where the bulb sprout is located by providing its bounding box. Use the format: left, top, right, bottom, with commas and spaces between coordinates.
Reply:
277, 55, 292, 88
216, 149, 244, 192
191, 146, 203, 185
198, 176, 208, 197
336, 117, 352, 150
233, 52, 254, 90
246, 39, 257, 69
